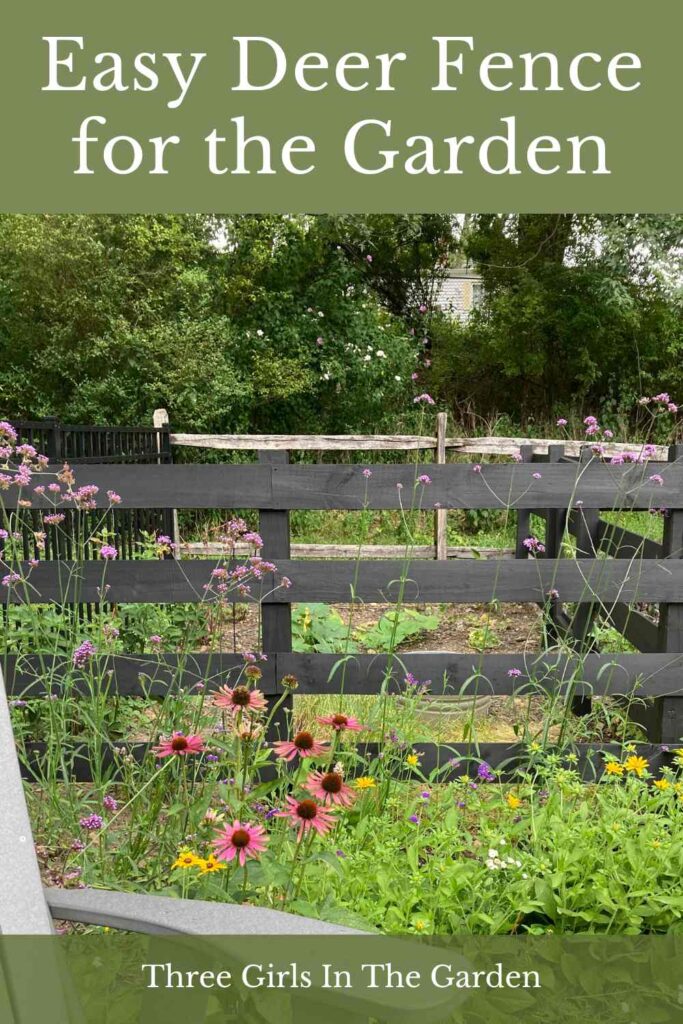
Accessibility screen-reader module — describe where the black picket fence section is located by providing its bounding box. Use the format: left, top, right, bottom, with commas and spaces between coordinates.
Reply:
10, 417, 172, 465
7, 417, 175, 563
4, 447, 683, 781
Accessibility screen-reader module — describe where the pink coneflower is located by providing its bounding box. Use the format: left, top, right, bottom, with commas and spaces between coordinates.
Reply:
304, 770, 356, 807
274, 733, 333, 765
273, 731, 330, 761
214, 685, 267, 715
317, 712, 365, 733
278, 796, 335, 839
153, 732, 204, 758
212, 820, 268, 867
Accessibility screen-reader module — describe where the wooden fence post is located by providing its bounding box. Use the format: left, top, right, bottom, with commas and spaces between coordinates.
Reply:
654, 443, 683, 743
566, 446, 601, 715
44, 416, 63, 464
543, 444, 569, 649
153, 409, 179, 551
259, 450, 293, 742
434, 412, 448, 560
544, 445, 567, 559
570, 446, 601, 650
514, 444, 535, 559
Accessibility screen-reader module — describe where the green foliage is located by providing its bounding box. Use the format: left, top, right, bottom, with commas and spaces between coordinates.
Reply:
292, 603, 358, 654
316, 213, 457, 315
429, 214, 683, 422
467, 623, 502, 652
304, 760, 683, 934
3, 602, 215, 656
2, 212, 682, 432
0, 213, 427, 434
291, 603, 441, 654
355, 607, 441, 652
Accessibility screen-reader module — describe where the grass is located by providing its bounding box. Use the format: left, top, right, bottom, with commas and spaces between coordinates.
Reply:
179, 506, 663, 552
290, 507, 516, 548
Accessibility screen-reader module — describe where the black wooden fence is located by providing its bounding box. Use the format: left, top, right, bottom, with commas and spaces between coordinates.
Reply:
3, 448, 683, 781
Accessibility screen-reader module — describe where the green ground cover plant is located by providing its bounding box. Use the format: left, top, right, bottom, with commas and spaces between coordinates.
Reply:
292, 603, 441, 655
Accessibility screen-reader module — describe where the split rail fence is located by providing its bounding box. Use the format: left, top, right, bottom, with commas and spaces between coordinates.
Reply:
3, 438, 683, 782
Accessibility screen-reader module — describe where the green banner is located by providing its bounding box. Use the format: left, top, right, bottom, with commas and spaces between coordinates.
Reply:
2, 934, 683, 1023
1, 0, 681, 212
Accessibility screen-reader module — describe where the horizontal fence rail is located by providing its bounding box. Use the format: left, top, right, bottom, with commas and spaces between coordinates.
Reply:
179, 541, 514, 560
16, 739, 676, 785
5, 652, 683, 699
7, 557, 683, 605
6, 462, 683, 510
169, 431, 671, 461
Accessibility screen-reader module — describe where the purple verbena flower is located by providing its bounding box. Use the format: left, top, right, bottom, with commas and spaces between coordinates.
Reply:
72, 640, 97, 669
79, 814, 103, 831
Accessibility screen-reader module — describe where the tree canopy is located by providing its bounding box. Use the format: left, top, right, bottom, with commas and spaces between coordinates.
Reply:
430, 214, 683, 423
0, 212, 680, 431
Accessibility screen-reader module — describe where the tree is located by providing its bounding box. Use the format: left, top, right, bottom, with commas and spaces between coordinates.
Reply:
0, 214, 422, 433
314, 214, 459, 317
430, 214, 683, 423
